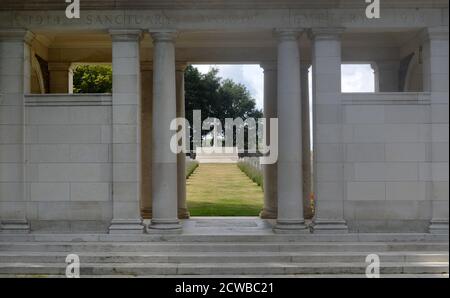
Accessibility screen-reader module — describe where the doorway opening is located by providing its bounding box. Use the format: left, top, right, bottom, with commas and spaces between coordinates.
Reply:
185, 64, 264, 217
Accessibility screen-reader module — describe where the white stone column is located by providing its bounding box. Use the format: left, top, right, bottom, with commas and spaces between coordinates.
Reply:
376, 61, 400, 92
310, 28, 348, 233
273, 30, 308, 233
148, 31, 182, 232
108, 29, 144, 234
422, 27, 449, 234
141, 61, 153, 219
301, 62, 313, 219
0, 29, 33, 233
260, 61, 278, 219
48, 62, 71, 93
176, 62, 190, 219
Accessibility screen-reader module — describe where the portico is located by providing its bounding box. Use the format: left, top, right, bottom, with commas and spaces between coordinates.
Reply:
0, 0, 448, 235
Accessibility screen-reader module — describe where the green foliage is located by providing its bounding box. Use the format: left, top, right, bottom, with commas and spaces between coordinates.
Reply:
184, 65, 263, 150
237, 161, 263, 189
187, 164, 263, 216
185, 160, 199, 179
72, 65, 112, 93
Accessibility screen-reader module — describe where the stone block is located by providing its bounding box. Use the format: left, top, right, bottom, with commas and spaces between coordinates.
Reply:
69, 144, 110, 163
113, 105, 138, 124
347, 182, 385, 201
384, 105, 430, 124
0, 163, 21, 182
386, 182, 427, 201
0, 182, 22, 201
113, 163, 138, 182
384, 124, 421, 143
30, 183, 70, 202
315, 143, 343, 162
113, 143, 138, 163
315, 163, 342, 182
37, 125, 102, 144
112, 201, 141, 219
69, 106, 111, 125
0, 125, 22, 144
28, 144, 70, 163
432, 124, 449, 142
345, 105, 384, 124
113, 75, 139, 95
37, 163, 111, 182
69, 202, 111, 220
316, 124, 341, 143
112, 182, 138, 202
0, 144, 22, 163
70, 183, 110, 202
315, 182, 344, 202
27, 107, 69, 125
37, 202, 70, 220
433, 181, 449, 201
113, 124, 137, 144
352, 125, 385, 143
345, 143, 385, 162
385, 143, 427, 162
0, 106, 23, 124
431, 104, 449, 123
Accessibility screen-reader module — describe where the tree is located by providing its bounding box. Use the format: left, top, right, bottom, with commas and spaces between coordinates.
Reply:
184, 65, 263, 152
72, 64, 112, 93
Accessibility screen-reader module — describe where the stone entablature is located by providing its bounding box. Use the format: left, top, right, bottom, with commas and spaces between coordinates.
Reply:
1, 0, 449, 10
0, 8, 448, 31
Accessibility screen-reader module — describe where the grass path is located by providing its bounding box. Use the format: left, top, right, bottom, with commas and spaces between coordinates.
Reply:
187, 163, 264, 216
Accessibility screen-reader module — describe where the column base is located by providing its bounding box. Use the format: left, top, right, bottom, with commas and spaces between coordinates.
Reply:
259, 209, 277, 219
273, 220, 310, 234
141, 208, 152, 219
312, 219, 348, 234
147, 219, 182, 234
178, 209, 190, 219
429, 219, 449, 234
108, 219, 144, 234
0, 219, 30, 234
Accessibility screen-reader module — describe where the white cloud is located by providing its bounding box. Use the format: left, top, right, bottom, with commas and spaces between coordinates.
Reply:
193, 63, 375, 112
341, 64, 375, 92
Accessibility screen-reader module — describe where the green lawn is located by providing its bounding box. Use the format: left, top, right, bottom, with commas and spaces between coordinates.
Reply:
187, 163, 264, 216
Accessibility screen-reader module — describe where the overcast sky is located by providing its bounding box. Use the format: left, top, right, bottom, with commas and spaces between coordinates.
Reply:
193, 64, 375, 110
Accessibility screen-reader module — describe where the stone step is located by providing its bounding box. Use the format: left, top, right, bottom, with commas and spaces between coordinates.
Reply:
1, 233, 447, 243
0, 251, 447, 264
3, 274, 448, 278
0, 242, 447, 253
0, 262, 448, 276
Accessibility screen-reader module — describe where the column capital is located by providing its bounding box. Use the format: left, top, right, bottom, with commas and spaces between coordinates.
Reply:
260, 61, 277, 72
141, 61, 153, 71
307, 27, 345, 40
150, 30, 178, 43
274, 29, 303, 41
0, 29, 35, 44
109, 29, 142, 41
176, 61, 188, 72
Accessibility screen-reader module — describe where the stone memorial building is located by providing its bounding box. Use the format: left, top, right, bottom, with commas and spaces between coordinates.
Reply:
0, 0, 448, 277
0, 0, 448, 235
